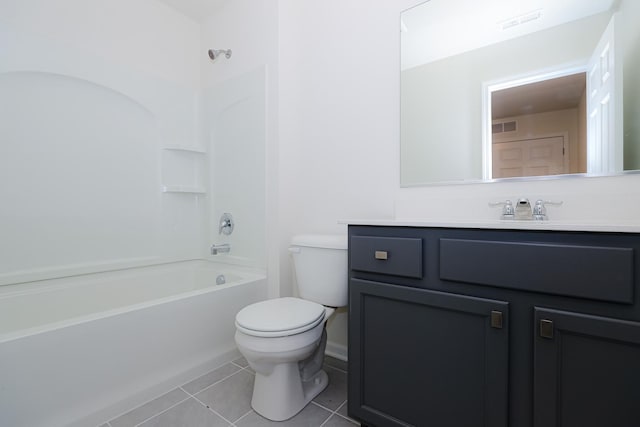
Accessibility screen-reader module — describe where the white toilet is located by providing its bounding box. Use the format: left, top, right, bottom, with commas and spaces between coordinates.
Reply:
234, 234, 348, 421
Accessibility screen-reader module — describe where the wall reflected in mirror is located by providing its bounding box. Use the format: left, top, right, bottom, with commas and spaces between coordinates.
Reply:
400, 0, 640, 186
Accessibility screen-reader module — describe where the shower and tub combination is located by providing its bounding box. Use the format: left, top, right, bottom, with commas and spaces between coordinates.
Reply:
1, 2, 268, 425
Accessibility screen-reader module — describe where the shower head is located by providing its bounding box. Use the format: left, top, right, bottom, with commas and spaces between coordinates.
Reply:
208, 49, 232, 61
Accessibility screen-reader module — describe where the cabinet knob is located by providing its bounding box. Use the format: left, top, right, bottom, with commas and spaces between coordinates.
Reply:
374, 250, 388, 260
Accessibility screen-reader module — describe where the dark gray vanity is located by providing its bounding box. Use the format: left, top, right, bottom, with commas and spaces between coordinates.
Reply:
347, 224, 640, 427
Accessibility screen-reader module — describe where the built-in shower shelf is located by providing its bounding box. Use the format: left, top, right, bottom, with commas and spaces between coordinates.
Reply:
161, 185, 206, 194
163, 145, 206, 154
161, 147, 206, 194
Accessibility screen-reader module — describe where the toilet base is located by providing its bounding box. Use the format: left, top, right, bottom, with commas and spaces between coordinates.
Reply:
251, 364, 329, 421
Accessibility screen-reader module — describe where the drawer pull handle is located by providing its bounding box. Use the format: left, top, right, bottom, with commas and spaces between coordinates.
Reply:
374, 251, 388, 260
490, 311, 503, 329
540, 319, 554, 339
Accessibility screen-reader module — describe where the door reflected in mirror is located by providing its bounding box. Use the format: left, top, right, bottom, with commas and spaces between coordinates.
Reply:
489, 72, 587, 179
400, 0, 640, 186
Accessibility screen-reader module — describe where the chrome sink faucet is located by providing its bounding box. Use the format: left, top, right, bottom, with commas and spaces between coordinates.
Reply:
515, 198, 532, 220
490, 198, 562, 220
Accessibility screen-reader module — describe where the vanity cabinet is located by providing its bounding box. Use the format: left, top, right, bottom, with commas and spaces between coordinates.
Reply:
347, 226, 640, 427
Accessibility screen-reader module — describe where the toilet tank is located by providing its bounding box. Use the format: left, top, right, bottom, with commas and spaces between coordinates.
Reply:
290, 234, 348, 307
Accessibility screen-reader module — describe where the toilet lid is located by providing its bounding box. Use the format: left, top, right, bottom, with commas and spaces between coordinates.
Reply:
235, 297, 326, 338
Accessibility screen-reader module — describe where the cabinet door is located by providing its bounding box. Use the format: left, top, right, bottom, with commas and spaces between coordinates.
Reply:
348, 279, 509, 427
534, 307, 640, 427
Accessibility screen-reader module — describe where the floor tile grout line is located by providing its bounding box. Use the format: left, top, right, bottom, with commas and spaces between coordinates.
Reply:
317, 408, 336, 427
185, 365, 248, 396
231, 361, 246, 369
333, 411, 359, 425
239, 365, 254, 375
318, 415, 332, 427
106, 359, 244, 425
130, 395, 192, 427
124, 366, 243, 426
311, 399, 345, 413
129, 366, 247, 427
189, 392, 238, 426
314, 399, 359, 426
230, 408, 254, 426
183, 360, 242, 384
106, 389, 190, 426
180, 383, 244, 426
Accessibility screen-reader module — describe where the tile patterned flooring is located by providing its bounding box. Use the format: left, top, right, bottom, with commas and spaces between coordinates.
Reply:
100, 356, 358, 427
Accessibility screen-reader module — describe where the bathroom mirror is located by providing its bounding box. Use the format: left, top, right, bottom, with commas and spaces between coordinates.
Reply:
400, 0, 640, 186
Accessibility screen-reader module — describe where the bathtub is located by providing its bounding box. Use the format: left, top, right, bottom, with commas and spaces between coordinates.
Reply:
0, 260, 267, 427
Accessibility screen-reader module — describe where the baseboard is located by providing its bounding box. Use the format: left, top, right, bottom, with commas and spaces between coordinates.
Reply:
325, 340, 348, 361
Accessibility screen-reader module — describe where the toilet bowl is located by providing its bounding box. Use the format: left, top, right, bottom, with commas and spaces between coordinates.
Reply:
234, 235, 347, 421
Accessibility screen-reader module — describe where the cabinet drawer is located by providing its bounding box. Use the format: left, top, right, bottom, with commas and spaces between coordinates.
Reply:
350, 236, 422, 278
440, 238, 634, 303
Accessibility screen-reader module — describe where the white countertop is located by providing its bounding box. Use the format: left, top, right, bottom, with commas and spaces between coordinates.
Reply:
340, 219, 640, 233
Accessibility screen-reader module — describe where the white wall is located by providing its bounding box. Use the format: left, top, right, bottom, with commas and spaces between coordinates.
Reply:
277, 0, 417, 354
0, 0, 200, 88
0, 0, 204, 283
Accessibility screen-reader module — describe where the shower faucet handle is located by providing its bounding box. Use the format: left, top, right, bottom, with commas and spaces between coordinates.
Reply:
219, 213, 234, 235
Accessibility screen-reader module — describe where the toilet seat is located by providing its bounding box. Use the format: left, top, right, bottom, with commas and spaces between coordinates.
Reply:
235, 297, 326, 338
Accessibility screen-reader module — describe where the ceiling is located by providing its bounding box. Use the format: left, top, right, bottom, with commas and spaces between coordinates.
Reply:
156, 0, 228, 22
401, 0, 615, 70
492, 72, 586, 119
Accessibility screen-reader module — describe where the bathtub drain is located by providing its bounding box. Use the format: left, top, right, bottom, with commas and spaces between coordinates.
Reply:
216, 274, 226, 285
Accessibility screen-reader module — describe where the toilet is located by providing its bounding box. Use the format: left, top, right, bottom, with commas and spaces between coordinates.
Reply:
234, 234, 348, 421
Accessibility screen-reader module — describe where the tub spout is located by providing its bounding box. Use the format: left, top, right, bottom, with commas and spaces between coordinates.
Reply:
210, 243, 231, 255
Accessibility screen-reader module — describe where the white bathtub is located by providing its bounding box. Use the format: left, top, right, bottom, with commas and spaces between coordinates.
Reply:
0, 260, 267, 427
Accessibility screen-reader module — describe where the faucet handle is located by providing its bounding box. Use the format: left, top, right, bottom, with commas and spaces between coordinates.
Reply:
219, 213, 234, 235
489, 200, 515, 219
538, 200, 563, 206
532, 200, 563, 220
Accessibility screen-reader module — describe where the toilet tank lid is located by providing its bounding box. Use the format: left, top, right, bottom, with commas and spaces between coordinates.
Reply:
291, 234, 347, 250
